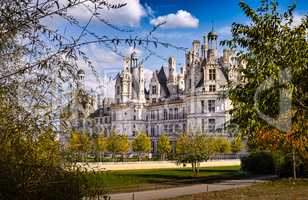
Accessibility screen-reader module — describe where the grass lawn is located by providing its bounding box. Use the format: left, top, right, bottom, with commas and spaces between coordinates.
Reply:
84, 166, 243, 193
162, 179, 308, 200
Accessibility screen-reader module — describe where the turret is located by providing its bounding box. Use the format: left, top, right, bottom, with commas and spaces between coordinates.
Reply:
77, 69, 85, 89
178, 67, 185, 92
168, 57, 176, 83
207, 29, 218, 63
138, 65, 145, 103
192, 40, 200, 57
201, 34, 208, 59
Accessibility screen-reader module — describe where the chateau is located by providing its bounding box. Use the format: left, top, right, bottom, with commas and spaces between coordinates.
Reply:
69, 30, 242, 152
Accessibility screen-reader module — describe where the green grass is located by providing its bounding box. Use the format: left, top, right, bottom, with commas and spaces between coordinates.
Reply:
162, 179, 308, 200
84, 166, 243, 193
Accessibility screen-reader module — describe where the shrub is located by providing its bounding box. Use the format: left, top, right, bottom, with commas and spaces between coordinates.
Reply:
241, 151, 275, 174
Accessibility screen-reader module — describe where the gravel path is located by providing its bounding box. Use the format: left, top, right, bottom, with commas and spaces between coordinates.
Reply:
109, 176, 276, 200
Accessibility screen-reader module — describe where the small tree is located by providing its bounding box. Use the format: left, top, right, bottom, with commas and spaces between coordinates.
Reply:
176, 133, 215, 176
157, 134, 171, 160
107, 131, 121, 162
96, 135, 108, 162
69, 131, 91, 161
231, 137, 244, 153
213, 137, 231, 153
118, 134, 130, 161
132, 132, 151, 161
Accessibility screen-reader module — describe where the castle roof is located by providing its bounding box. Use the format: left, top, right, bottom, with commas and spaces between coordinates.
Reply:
157, 67, 170, 97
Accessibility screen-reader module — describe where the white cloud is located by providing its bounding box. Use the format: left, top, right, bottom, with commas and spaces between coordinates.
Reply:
291, 13, 305, 28
150, 10, 199, 29
61, 0, 147, 27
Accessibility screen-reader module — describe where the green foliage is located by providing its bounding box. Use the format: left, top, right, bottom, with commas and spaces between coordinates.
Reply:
241, 151, 275, 175
0, 90, 101, 200
107, 131, 130, 161
95, 135, 108, 162
132, 132, 151, 161
69, 131, 91, 161
213, 137, 231, 153
176, 133, 215, 176
118, 134, 130, 155
231, 137, 245, 153
222, 0, 308, 178
157, 134, 172, 160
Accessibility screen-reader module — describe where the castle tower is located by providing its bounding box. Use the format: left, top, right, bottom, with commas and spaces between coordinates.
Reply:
178, 67, 185, 92
168, 57, 176, 83
77, 69, 85, 89
207, 27, 218, 63
201, 34, 208, 59
122, 57, 132, 102
138, 64, 145, 103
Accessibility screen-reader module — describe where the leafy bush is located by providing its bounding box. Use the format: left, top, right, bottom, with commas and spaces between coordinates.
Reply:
241, 151, 275, 174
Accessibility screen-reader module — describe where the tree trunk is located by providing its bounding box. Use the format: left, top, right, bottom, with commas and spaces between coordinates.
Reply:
292, 149, 297, 180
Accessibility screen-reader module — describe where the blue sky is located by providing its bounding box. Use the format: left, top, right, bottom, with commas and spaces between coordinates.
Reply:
53, 0, 307, 92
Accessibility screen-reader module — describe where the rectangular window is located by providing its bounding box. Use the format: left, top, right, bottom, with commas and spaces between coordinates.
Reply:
164, 125, 168, 133
157, 110, 159, 120
151, 110, 155, 120
208, 119, 215, 132
201, 119, 205, 133
169, 124, 173, 134
209, 69, 216, 80
174, 108, 178, 119
116, 86, 120, 95
183, 123, 186, 132
151, 126, 155, 137
209, 85, 216, 92
201, 100, 205, 113
164, 109, 168, 120
152, 85, 157, 95
152, 98, 156, 103
169, 108, 173, 120
208, 100, 215, 113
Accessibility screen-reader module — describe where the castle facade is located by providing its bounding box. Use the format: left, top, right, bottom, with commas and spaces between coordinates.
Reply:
87, 30, 242, 153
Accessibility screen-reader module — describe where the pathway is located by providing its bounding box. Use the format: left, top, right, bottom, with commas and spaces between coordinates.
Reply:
109, 176, 276, 200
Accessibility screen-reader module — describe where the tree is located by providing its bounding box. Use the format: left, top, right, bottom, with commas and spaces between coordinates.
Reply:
132, 132, 151, 161
231, 137, 244, 153
157, 134, 171, 160
222, 1, 308, 179
96, 135, 108, 162
176, 133, 215, 176
213, 137, 231, 153
107, 131, 122, 162
0, 0, 185, 198
118, 135, 130, 161
69, 131, 91, 161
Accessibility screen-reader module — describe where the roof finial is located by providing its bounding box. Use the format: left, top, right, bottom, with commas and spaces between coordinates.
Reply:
211, 20, 214, 32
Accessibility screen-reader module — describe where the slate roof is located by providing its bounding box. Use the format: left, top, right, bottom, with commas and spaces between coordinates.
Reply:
89, 107, 110, 118
157, 67, 170, 97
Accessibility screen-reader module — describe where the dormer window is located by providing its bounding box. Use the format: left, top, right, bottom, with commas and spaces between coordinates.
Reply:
116, 86, 120, 95
209, 85, 216, 92
152, 85, 157, 95
209, 69, 216, 80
